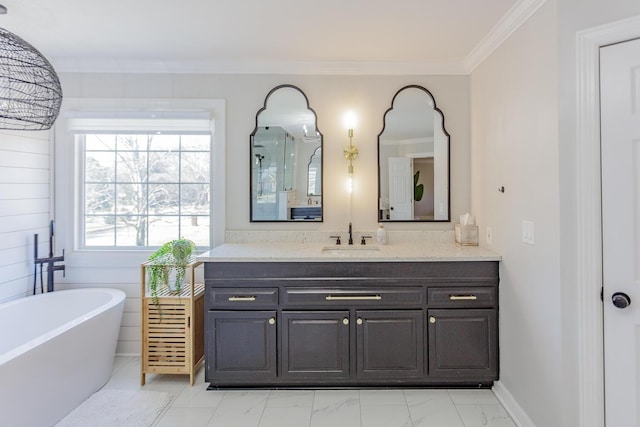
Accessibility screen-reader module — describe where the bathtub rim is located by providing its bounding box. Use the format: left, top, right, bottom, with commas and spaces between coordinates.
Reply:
0, 288, 126, 366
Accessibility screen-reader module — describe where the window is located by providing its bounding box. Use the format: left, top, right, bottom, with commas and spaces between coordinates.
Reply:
80, 131, 211, 248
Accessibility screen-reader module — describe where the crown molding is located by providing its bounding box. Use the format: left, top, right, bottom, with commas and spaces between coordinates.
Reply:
463, 0, 548, 73
53, 1, 544, 76
53, 58, 468, 75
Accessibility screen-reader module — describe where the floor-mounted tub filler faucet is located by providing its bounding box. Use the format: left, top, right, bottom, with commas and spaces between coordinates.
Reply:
33, 220, 65, 294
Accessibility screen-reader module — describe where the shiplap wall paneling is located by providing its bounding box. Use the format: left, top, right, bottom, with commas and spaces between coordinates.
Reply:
0, 129, 51, 303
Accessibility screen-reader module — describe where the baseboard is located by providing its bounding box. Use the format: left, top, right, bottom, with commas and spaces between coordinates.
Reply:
492, 381, 536, 427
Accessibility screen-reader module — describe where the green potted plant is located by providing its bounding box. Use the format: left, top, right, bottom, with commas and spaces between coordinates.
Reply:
414, 170, 424, 202
146, 238, 196, 305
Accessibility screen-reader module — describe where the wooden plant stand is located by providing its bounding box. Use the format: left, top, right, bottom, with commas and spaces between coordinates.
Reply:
140, 260, 205, 386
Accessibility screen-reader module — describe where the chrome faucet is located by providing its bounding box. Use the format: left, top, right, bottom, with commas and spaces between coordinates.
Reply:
348, 222, 354, 245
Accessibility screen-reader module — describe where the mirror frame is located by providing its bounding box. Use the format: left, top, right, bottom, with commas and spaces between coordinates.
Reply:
377, 84, 451, 222
250, 84, 323, 222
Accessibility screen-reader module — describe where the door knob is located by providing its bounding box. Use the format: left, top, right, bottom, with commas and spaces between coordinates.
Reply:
612, 292, 631, 309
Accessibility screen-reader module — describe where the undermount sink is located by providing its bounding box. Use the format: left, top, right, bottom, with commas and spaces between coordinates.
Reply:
321, 245, 381, 256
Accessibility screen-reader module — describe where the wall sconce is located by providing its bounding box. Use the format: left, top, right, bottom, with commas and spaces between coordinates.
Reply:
343, 111, 358, 182
344, 127, 359, 174
0, 5, 63, 130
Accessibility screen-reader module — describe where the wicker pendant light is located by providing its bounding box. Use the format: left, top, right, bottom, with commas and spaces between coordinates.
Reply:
0, 7, 63, 131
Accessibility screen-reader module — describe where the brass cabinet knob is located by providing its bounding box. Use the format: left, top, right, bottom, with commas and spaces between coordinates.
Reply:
343, 318, 349, 325
269, 317, 275, 325
429, 316, 436, 324
356, 318, 363, 325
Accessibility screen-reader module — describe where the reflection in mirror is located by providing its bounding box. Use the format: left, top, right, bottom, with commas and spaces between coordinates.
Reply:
307, 146, 322, 198
251, 85, 323, 221
378, 85, 450, 222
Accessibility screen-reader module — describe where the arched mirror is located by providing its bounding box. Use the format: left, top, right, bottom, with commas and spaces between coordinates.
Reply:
378, 85, 450, 222
251, 85, 323, 222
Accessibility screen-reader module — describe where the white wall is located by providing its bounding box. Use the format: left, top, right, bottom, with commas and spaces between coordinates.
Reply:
0, 129, 52, 303
58, 74, 469, 233
54, 73, 471, 354
471, 2, 561, 426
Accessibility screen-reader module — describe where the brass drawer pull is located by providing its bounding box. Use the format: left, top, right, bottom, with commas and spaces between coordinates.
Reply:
326, 295, 382, 301
449, 295, 478, 301
228, 296, 256, 302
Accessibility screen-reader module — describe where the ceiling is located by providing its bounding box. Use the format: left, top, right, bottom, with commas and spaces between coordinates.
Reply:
0, 0, 523, 74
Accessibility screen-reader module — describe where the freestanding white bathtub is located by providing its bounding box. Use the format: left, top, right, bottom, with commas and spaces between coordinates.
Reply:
0, 288, 125, 427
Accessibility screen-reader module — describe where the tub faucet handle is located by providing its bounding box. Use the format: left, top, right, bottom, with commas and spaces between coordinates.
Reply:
330, 235, 341, 245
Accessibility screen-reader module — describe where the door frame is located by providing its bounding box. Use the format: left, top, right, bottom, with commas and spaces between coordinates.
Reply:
576, 14, 640, 427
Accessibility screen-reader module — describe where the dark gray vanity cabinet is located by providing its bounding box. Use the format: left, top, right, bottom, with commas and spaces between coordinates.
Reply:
204, 261, 499, 388
281, 311, 350, 379
428, 309, 497, 378
279, 309, 424, 381
205, 286, 279, 380
427, 285, 498, 379
206, 310, 277, 380
356, 310, 424, 379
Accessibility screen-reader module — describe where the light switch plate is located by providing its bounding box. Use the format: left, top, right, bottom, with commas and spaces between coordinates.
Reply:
522, 220, 535, 245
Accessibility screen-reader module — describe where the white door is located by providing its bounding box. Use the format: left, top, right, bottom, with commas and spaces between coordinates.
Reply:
388, 157, 413, 220
601, 38, 640, 427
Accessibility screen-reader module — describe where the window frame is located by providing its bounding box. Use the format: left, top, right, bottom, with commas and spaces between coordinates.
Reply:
54, 98, 226, 263
78, 132, 212, 249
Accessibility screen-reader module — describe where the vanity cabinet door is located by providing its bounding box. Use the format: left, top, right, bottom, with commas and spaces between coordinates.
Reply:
281, 311, 350, 379
206, 310, 277, 381
356, 310, 424, 379
427, 309, 497, 379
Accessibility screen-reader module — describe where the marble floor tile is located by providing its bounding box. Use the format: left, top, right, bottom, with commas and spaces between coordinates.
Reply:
171, 382, 225, 408
313, 389, 360, 407
267, 390, 315, 407
448, 389, 500, 405
311, 390, 361, 427
360, 389, 407, 406
138, 374, 189, 396
404, 389, 455, 406
207, 391, 269, 427
103, 357, 517, 427
456, 404, 517, 427
155, 407, 215, 427
259, 406, 312, 427
104, 356, 143, 390
405, 390, 465, 427
361, 404, 413, 427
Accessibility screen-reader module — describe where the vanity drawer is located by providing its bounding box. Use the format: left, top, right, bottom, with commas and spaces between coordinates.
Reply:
427, 287, 496, 308
209, 288, 278, 309
282, 287, 423, 308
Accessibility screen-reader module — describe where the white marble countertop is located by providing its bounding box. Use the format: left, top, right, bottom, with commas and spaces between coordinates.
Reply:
197, 242, 501, 263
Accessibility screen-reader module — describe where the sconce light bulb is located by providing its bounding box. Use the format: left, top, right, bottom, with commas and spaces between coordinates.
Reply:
343, 110, 357, 130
